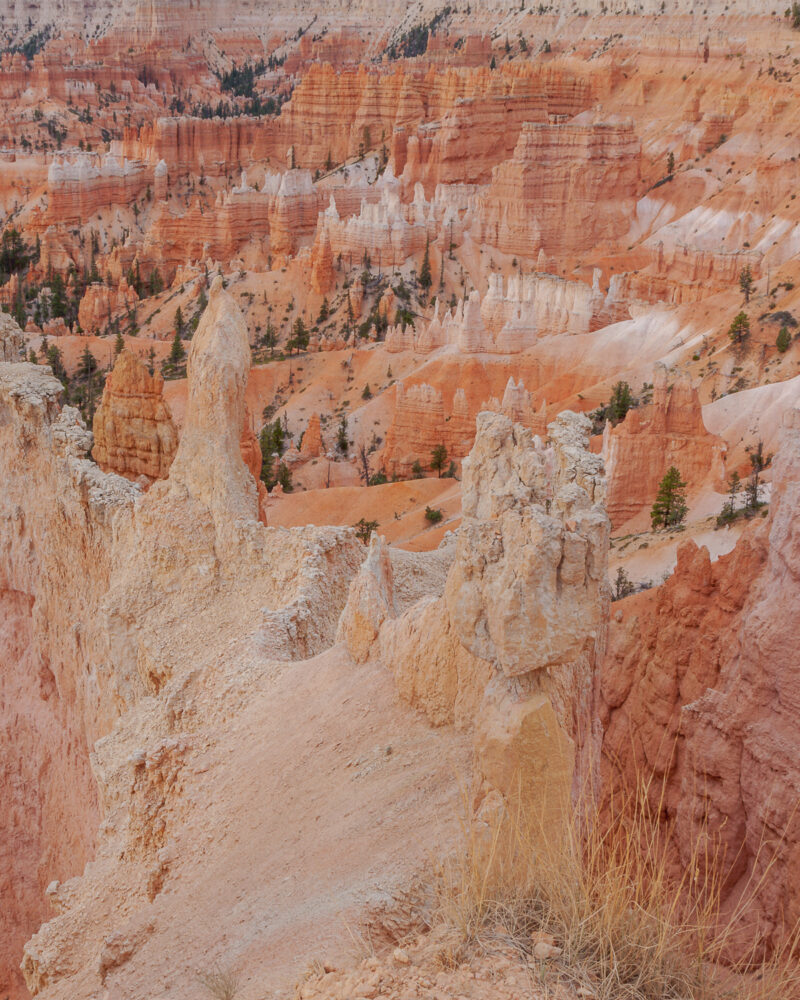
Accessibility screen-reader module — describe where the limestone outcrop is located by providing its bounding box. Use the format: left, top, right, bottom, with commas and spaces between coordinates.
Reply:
447, 411, 608, 678
92, 349, 178, 483
602, 366, 726, 527
0, 365, 138, 1000
600, 408, 800, 954
341, 409, 610, 813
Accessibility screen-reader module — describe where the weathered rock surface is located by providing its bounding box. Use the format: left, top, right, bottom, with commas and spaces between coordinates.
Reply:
600, 408, 800, 954
92, 349, 178, 482
447, 411, 608, 679
341, 409, 609, 815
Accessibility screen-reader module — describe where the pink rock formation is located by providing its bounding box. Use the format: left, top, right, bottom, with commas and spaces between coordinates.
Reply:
476, 120, 641, 263
92, 349, 178, 482
600, 408, 800, 954
77, 278, 138, 335
310, 228, 335, 295
602, 365, 726, 528
382, 376, 545, 478
300, 413, 324, 458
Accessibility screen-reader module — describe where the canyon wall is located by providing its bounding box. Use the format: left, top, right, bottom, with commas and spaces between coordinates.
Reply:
476, 120, 641, 262
600, 408, 800, 953
0, 364, 138, 1000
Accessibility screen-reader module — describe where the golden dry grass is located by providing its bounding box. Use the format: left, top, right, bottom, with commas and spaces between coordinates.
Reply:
432, 774, 800, 1000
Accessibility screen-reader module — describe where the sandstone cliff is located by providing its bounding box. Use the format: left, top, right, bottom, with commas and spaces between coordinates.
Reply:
92, 349, 178, 483
600, 407, 800, 954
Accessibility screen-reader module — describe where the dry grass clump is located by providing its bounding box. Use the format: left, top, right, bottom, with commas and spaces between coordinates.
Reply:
196, 962, 241, 1000
433, 778, 800, 1000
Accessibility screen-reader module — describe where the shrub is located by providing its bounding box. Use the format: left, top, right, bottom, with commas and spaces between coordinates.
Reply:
424, 506, 443, 524
777, 326, 791, 353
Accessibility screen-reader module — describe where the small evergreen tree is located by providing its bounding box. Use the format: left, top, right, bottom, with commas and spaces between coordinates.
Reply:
745, 440, 769, 511
728, 311, 750, 346
667, 150, 675, 176
114, 331, 125, 355
174, 305, 184, 338
430, 442, 448, 477
29, 348, 38, 364
411, 459, 424, 479
777, 326, 791, 353
739, 264, 753, 303
277, 461, 293, 492
361, 383, 372, 400
336, 414, 348, 453
717, 470, 741, 526
650, 466, 688, 530
168, 330, 185, 366
419, 237, 432, 291
613, 566, 635, 601
46, 343, 66, 382
317, 297, 329, 323
148, 267, 164, 296
608, 381, 634, 422
289, 316, 309, 354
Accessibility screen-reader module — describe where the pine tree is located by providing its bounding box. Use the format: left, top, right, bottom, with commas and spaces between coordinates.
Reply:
739, 264, 753, 303
777, 326, 791, 353
667, 151, 675, 176
114, 331, 125, 355
174, 305, 184, 338
650, 466, 688, 530
745, 440, 769, 511
717, 470, 741, 526
289, 316, 309, 354
419, 237, 432, 291
336, 414, 349, 454
168, 330, 185, 366
431, 442, 448, 477
728, 311, 750, 345
608, 381, 634, 422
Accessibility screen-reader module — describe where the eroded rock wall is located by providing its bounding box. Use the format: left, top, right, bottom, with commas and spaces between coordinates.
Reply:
0, 366, 137, 1000
600, 408, 800, 953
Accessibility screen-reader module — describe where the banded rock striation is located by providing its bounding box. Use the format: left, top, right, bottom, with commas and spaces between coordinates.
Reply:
92, 349, 178, 483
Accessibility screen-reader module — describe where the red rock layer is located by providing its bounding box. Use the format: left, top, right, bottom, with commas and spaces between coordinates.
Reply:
77, 278, 138, 335
602, 367, 726, 528
601, 409, 800, 955
476, 120, 641, 262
